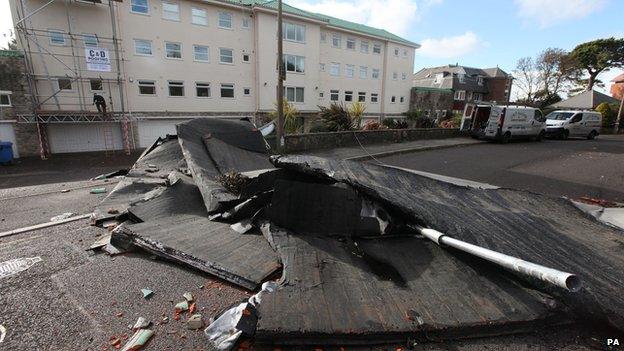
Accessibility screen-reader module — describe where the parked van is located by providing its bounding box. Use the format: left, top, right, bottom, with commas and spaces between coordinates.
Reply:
460, 103, 546, 143
545, 110, 602, 140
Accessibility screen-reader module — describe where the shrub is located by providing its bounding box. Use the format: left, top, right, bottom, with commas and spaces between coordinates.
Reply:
403, 109, 434, 128
318, 103, 355, 131
381, 118, 408, 129
596, 102, 619, 128
348, 102, 366, 128
270, 99, 302, 134
362, 120, 387, 130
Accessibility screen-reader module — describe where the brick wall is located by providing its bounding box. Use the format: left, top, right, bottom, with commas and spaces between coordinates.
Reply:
484, 77, 511, 103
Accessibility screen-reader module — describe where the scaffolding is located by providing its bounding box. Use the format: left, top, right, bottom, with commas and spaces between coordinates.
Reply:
12, 0, 131, 159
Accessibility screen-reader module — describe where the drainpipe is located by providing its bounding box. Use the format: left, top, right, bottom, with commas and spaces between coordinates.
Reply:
380, 40, 388, 121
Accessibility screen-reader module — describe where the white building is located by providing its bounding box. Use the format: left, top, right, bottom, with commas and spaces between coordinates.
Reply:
8, 0, 418, 155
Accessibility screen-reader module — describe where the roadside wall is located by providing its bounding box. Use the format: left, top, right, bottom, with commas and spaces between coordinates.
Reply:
268, 128, 463, 152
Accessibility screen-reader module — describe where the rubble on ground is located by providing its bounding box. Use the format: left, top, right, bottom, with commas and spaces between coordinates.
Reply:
90, 118, 624, 347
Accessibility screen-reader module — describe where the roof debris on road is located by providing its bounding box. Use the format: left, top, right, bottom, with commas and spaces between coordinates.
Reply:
120, 328, 153, 351
89, 118, 624, 347
0, 257, 42, 279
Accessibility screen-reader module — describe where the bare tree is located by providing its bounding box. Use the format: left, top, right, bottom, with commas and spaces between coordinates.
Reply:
535, 48, 575, 96
513, 57, 539, 103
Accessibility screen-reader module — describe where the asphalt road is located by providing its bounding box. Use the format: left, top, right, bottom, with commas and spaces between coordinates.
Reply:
377, 135, 624, 203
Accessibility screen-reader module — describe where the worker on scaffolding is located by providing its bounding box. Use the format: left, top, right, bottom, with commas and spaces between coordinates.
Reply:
93, 93, 107, 115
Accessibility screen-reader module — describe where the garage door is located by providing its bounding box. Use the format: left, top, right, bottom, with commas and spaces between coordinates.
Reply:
0, 123, 19, 158
137, 119, 187, 148
48, 123, 124, 153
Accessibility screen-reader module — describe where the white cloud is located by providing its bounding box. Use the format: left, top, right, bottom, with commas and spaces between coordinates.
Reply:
416, 31, 483, 59
0, 0, 14, 49
514, 0, 607, 28
288, 0, 425, 37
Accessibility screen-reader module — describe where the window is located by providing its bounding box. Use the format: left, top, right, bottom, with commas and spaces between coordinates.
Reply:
467, 91, 473, 100
242, 53, 250, 62
196, 82, 210, 97
454, 90, 466, 100
391, 95, 396, 103
392, 72, 398, 80
138, 80, 156, 95
162, 1, 179, 21
131, 0, 149, 14
57, 78, 73, 91
402, 73, 407, 80
400, 96, 404, 103
319, 92, 324, 98
191, 8, 207, 25
372, 69, 380, 79
473, 92, 481, 101
242, 18, 250, 29
320, 32, 326, 43
220, 83, 234, 98
458, 73, 465, 83
358, 92, 365, 102
329, 63, 340, 76
193, 45, 209, 61
165, 42, 182, 59
283, 54, 305, 73
90, 79, 103, 91
359, 66, 367, 79
332, 34, 341, 48
394, 47, 399, 56
319, 63, 325, 71
360, 41, 369, 53
168, 81, 184, 96
346, 38, 356, 50
219, 48, 233, 63
82, 34, 98, 47
570, 113, 582, 123
345, 64, 354, 78
243, 87, 251, 96
284, 86, 304, 102
0, 91, 12, 106
434, 73, 443, 83
49, 30, 66, 46
134, 39, 152, 55
403, 49, 407, 57
330, 90, 339, 101
282, 22, 305, 43
344, 91, 353, 102
371, 93, 378, 103
477, 77, 484, 85
373, 43, 381, 54
218, 12, 232, 28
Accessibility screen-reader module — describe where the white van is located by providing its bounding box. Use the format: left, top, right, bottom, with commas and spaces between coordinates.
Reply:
460, 103, 546, 143
545, 110, 602, 139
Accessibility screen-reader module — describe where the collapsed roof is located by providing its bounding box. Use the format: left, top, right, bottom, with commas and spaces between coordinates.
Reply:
92, 118, 624, 346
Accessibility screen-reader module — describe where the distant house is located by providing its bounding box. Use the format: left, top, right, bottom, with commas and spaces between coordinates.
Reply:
412, 64, 513, 113
547, 90, 620, 110
611, 73, 624, 101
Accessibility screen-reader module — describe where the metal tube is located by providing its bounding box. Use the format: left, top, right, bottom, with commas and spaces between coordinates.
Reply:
417, 227, 581, 292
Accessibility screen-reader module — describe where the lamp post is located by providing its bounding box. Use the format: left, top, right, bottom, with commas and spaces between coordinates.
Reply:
276, 0, 285, 151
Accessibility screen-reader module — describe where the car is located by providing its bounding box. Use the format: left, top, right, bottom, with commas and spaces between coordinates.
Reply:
545, 110, 602, 140
460, 103, 546, 143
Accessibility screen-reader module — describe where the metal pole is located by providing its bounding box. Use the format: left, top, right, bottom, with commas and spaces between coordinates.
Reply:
109, 0, 125, 113
416, 226, 582, 292
615, 94, 623, 134
276, 0, 285, 151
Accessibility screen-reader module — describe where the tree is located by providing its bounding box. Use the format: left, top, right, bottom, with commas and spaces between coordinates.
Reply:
513, 57, 540, 103
535, 48, 577, 97
2, 30, 18, 50
568, 38, 624, 91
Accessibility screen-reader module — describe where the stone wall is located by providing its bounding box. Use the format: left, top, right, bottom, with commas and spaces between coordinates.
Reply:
267, 128, 463, 153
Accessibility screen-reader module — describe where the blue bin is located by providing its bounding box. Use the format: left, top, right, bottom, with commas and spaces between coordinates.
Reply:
0, 141, 14, 164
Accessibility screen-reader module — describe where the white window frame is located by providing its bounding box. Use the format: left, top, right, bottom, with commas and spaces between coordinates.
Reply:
193, 45, 209, 62
358, 91, 366, 102
283, 54, 305, 73
49, 30, 66, 46
392, 72, 398, 80
320, 32, 326, 43
477, 77, 484, 85
319, 63, 325, 71
345, 64, 354, 78
219, 48, 234, 64
191, 8, 207, 26
394, 47, 399, 56
332, 33, 341, 48
402, 72, 407, 80
56, 78, 75, 92
220, 83, 235, 98
89, 79, 103, 92
330, 89, 339, 101
329, 62, 340, 76
344, 90, 353, 102
372, 43, 381, 54
370, 93, 379, 103
242, 17, 250, 29
0, 91, 12, 107
164, 41, 182, 59
467, 91, 473, 101
195, 82, 210, 98
403, 49, 408, 58
346, 38, 356, 50
359, 66, 367, 79
138, 80, 156, 95
242, 52, 251, 63
82, 33, 98, 47
162, 1, 180, 21
134, 39, 153, 56
167, 80, 185, 97
454, 90, 466, 100
400, 96, 405, 103
282, 22, 305, 43
360, 41, 369, 53
372, 68, 380, 79
130, 0, 149, 15
243, 87, 251, 96
458, 74, 465, 83
218, 12, 232, 29
434, 73, 443, 84
391, 95, 396, 103
284, 86, 304, 103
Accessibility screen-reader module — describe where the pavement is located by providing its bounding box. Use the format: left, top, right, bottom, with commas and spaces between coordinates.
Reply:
0, 136, 621, 350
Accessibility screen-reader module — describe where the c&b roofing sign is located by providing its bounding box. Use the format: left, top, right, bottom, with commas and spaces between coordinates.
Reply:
85, 48, 111, 72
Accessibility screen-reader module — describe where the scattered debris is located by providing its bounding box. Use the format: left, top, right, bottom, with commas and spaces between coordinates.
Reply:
89, 233, 111, 251
50, 212, 75, 222
0, 324, 6, 343
174, 301, 189, 313
132, 317, 151, 331
120, 329, 153, 351
90, 187, 107, 194
116, 312, 124, 318
141, 289, 153, 299
91, 169, 129, 181
0, 257, 42, 279
183, 292, 194, 302
60, 189, 71, 193
216, 171, 251, 195
187, 314, 203, 330
0, 213, 91, 239
107, 208, 120, 214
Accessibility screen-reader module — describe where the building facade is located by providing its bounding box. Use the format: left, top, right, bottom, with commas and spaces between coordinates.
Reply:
412, 64, 513, 113
7, 0, 418, 156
